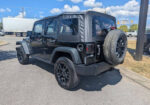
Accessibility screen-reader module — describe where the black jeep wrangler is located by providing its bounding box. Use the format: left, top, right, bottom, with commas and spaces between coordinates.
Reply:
144, 30, 150, 54
16, 11, 127, 89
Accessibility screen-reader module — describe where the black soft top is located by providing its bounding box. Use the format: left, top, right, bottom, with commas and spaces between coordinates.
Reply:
35, 11, 116, 43
39, 11, 115, 21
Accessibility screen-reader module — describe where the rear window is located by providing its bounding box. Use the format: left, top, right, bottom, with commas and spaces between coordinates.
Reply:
92, 16, 116, 36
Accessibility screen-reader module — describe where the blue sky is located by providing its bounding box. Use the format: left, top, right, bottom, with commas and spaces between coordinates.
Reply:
0, 0, 150, 27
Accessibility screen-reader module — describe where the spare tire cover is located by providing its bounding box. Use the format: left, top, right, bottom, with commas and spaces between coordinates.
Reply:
103, 29, 127, 65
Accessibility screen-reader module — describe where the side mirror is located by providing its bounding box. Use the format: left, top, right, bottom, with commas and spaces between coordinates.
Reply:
27, 31, 32, 37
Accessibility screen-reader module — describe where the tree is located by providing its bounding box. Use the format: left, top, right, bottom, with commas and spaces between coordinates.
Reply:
0, 23, 2, 30
118, 25, 128, 32
129, 24, 138, 32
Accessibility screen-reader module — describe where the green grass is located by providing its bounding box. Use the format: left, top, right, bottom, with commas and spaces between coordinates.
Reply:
121, 41, 150, 79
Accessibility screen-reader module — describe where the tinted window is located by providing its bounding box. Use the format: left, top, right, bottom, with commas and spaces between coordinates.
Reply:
46, 20, 56, 35
92, 16, 116, 36
34, 23, 43, 36
145, 29, 150, 34
60, 18, 78, 35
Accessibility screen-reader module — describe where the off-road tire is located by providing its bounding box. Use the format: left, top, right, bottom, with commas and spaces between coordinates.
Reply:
148, 47, 150, 54
54, 57, 79, 90
103, 29, 127, 65
16, 47, 29, 64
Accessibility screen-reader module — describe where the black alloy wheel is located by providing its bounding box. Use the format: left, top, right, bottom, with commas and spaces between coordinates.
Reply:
17, 51, 23, 62
16, 47, 29, 64
54, 57, 79, 90
55, 62, 70, 86
116, 36, 127, 58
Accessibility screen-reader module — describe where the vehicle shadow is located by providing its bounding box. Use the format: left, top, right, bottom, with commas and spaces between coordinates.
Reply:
75, 69, 122, 91
127, 48, 136, 59
30, 58, 54, 74
0, 50, 16, 61
128, 48, 150, 59
30, 59, 122, 91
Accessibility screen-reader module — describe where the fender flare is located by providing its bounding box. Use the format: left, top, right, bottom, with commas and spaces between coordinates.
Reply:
16, 40, 31, 55
50, 47, 82, 64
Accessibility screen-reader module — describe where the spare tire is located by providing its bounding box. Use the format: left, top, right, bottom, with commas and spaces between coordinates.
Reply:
103, 29, 127, 65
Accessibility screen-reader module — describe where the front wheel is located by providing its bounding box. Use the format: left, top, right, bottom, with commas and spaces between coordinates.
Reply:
54, 57, 79, 90
16, 47, 29, 64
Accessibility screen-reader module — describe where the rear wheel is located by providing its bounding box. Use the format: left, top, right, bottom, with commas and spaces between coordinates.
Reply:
54, 57, 79, 90
103, 30, 127, 65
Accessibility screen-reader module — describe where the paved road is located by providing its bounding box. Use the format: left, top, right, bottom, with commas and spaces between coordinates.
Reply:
0, 36, 150, 105
128, 37, 137, 41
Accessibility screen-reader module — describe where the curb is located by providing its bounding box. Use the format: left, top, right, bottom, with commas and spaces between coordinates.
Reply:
116, 66, 150, 90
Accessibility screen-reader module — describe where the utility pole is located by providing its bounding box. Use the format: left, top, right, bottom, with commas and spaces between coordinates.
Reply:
135, 0, 149, 61
22, 7, 25, 18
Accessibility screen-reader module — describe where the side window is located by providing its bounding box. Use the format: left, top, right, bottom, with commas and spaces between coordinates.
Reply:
34, 23, 43, 36
46, 20, 56, 35
59, 18, 78, 35
92, 17, 102, 36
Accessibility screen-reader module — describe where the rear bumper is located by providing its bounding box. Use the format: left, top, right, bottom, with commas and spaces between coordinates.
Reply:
75, 62, 115, 76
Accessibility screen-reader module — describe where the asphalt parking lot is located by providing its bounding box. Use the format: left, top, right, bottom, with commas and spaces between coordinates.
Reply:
127, 37, 137, 41
0, 36, 150, 105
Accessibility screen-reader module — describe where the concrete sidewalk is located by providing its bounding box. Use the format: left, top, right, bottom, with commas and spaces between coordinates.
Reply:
0, 41, 8, 46
117, 66, 150, 90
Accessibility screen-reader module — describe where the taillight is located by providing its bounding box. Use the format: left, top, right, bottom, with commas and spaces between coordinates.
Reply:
111, 27, 117, 30
86, 44, 94, 54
